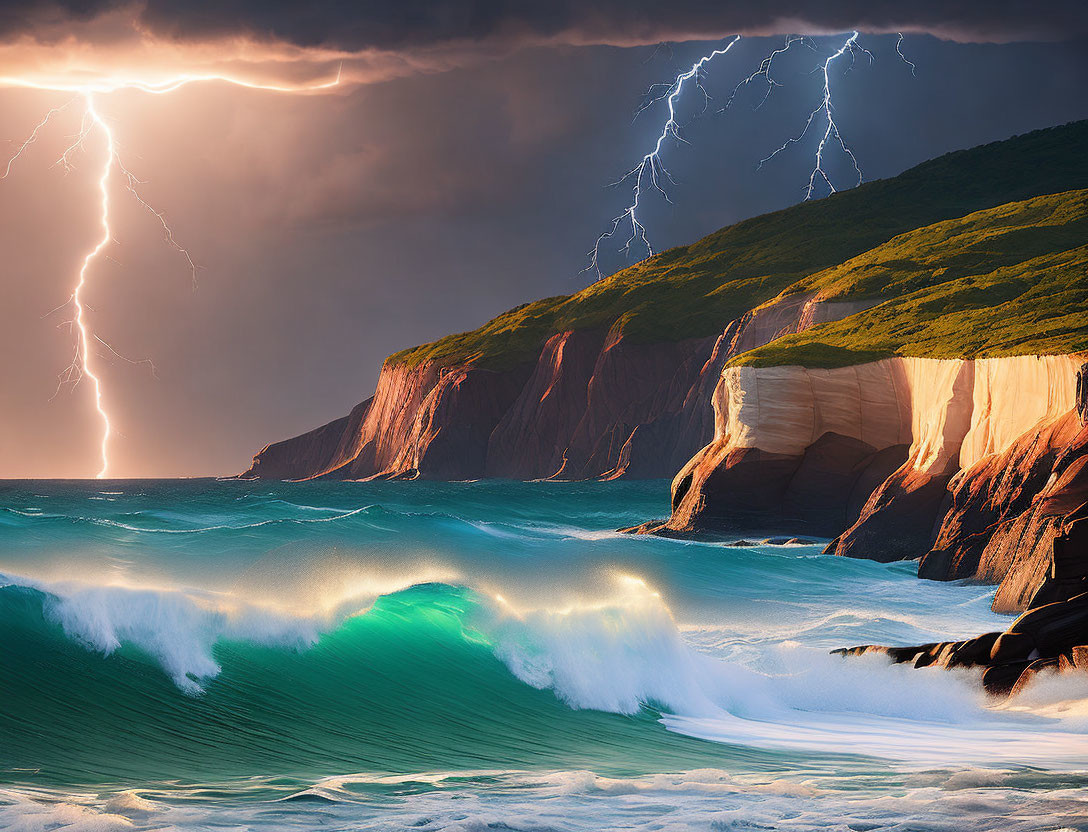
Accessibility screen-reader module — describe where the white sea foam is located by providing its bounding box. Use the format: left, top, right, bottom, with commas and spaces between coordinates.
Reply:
1, 572, 331, 692
6, 566, 1088, 768
4, 770, 1088, 832
487, 576, 1088, 768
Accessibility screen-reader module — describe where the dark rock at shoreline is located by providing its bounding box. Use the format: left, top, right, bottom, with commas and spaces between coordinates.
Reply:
834, 586, 1088, 697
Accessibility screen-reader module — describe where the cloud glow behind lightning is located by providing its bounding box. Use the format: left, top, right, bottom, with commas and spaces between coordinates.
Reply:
1, 69, 340, 478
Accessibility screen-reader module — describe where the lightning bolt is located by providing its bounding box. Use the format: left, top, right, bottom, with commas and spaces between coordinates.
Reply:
719, 35, 812, 113
1, 67, 341, 478
72, 94, 115, 478
758, 32, 873, 200
585, 36, 741, 281
896, 33, 917, 75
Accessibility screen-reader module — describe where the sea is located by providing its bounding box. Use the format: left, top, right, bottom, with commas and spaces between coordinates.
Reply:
1, 478, 1087, 831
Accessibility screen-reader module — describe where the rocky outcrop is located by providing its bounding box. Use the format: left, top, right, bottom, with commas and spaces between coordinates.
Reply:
916, 413, 1083, 583
243, 293, 866, 482
979, 414, 1088, 612
836, 566, 1088, 696
913, 361, 1088, 611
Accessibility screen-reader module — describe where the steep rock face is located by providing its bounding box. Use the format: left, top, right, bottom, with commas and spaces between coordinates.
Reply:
486, 329, 608, 479
483, 292, 866, 481
557, 332, 716, 479
244, 293, 865, 482
240, 398, 373, 480
649, 353, 1087, 609
917, 412, 1083, 583
828, 359, 977, 562
982, 416, 1088, 612
907, 357, 1087, 601
255, 361, 533, 480
486, 329, 720, 480
341, 362, 533, 479
649, 359, 925, 538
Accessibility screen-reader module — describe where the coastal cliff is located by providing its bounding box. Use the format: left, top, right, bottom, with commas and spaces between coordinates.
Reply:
638, 182, 1088, 610
241, 293, 881, 481
239, 123, 1088, 613
243, 122, 1088, 482
644, 355, 1086, 569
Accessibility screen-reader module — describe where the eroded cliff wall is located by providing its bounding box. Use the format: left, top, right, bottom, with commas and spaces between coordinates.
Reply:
645, 353, 1088, 609
242, 293, 863, 481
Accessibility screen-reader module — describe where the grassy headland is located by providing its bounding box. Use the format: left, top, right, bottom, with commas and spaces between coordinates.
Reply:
390, 121, 1088, 371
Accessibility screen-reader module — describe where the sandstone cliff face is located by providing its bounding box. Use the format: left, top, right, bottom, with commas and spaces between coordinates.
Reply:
842, 355, 1085, 571
244, 293, 864, 482
649, 352, 1088, 609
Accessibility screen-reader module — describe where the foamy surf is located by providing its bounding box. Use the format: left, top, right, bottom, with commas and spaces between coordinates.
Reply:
2, 479, 1086, 829
4, 566, 1087, 772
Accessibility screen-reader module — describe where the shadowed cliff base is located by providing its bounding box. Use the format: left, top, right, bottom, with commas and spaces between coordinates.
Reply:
639, 354, 1088, 609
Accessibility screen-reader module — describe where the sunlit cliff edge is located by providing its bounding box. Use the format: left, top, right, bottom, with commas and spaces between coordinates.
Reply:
241, 121, 1088, 610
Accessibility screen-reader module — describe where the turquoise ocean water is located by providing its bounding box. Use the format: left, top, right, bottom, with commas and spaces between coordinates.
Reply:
1, 478, 1087, 830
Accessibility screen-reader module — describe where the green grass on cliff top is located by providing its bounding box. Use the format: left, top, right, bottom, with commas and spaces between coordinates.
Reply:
732, 188, 1088, 368
389, 121, 1088, 371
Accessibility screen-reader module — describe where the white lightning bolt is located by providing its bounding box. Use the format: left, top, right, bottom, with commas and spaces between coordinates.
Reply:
758, 32, 872, 200
72, 94, 115, 478
585, 35, 741, 281
896, 33, 917, 75
719, 35, 812, 113
1, 67, 341, 478
1, 99, 75, 179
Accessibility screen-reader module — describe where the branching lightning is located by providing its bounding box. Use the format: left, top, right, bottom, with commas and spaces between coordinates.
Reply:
585, 35, 740, 280
758, 32, 873, 200
586, 32, 903, 280
719, 35, 811, 113
1, 67, 340, 477
71, 94, 115, 477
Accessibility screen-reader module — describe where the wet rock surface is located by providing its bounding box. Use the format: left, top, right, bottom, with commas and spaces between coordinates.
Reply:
836, 519, 1088, 696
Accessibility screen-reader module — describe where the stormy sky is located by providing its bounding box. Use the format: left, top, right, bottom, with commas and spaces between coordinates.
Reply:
1, 2, 1087, 477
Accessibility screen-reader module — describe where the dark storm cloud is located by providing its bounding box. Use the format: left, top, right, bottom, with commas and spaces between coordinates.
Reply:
2, 0, 1087, 45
